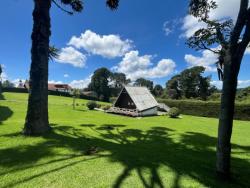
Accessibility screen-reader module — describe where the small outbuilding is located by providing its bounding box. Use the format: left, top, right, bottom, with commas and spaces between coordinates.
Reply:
108, 86, 159, 117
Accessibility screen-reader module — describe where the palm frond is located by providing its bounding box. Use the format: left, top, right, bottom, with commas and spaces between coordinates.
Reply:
106, 0, 119, 10
60, 0, 83, 13
49, 46, 60, 61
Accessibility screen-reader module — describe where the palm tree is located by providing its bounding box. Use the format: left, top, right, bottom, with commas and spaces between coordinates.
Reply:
23, 0, 120, 135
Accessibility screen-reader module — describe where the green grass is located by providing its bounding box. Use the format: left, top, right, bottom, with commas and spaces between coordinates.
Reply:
0, 92, 249, 188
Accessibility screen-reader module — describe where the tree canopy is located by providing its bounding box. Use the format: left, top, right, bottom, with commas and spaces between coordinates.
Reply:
166, 66, 214, 100
110, 72, 131, 88
134, 78, 154, 91
88, 67, 112, 101
152, 84, 164, 97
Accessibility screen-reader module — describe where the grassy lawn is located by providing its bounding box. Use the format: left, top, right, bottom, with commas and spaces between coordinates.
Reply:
0, 92, 249, 188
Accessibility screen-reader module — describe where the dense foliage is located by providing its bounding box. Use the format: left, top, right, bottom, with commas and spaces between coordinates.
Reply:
166, 66, 216, 100
236, 86, 250, 102
134, 78, 154, 91
152, 85, 164, 97
158, 98, 250, 120
110, 72, 131, 88
86, 101, 98, 110
88, 68, 133, 101
88, 68, 112, 102
168, 107, 180, 118
2, 80, 15, 88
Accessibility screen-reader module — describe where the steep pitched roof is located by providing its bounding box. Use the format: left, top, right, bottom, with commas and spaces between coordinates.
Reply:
116, 86, 158, 111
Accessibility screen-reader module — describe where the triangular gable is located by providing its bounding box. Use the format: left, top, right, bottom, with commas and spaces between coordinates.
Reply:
114, 86, 158, 111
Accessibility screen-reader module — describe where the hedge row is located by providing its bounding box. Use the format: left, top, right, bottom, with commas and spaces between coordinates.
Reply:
2, 87, 28, 93
2, 88, 99, 101
158, 99, 250, 121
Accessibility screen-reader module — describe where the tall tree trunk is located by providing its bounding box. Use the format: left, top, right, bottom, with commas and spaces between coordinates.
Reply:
216, 51, 241, 179
23, 0, 51, 135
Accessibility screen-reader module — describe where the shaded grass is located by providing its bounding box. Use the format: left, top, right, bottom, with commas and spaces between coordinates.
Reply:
0, 92, 249, 188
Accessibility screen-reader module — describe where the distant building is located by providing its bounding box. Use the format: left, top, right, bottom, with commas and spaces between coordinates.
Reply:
82, 91, 98, 98
108, 86, 159, 117
23, 80, 72, 93
48, 84, 72, 93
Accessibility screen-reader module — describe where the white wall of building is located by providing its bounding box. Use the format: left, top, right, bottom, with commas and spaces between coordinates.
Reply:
139, 107, 158, 116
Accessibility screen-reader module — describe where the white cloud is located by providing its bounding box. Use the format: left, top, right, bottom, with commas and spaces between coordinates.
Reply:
163, 21, 174, 36
210, 80, 223, 89
238, 80, 250, 88
182, 0, 240, 38
163, 19, 182, 36
56, 47, 87, 68
181, 15, 206, 38
64, 74, 69, 78
69, 75, 92, 89
68, 30, 133, 58
209, 0, 239, 21
211, 80, 250, 89
48, 80, 63, 84
184, 49, 219, 72
113, 51, 176, 80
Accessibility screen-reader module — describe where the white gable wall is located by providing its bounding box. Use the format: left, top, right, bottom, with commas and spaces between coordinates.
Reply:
139, 107, 158, 116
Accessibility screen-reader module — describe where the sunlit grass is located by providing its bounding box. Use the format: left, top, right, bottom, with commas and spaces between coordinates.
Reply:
0, 92, 249, 188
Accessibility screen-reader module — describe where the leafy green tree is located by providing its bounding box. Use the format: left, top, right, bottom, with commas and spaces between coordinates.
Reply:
166, 75, 181, 99
24, 0, 120, 135
2, 80, 15, 88
199, 76, 211, 100
179, 66, 206, 99
134, 78, 154, 91
236, 86, 250, 101
88, 67, 112, 102
187, 0, 250, 178
152, 84, 164, 97
166, 66, 212, 100
110, 72, 130, 88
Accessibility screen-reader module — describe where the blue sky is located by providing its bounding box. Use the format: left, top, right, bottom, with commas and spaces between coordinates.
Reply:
0, 0, 250, 88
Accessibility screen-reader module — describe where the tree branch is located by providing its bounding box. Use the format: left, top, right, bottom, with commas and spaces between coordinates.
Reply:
199, 41, 220, 53
216, 27, 227, 47
52, 0, 73, 15
230, 0, 248, 46
238, 6, 250, 52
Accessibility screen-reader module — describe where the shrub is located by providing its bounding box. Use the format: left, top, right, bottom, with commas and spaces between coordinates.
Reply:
168, 107, 180, 118
110, 97, 117, 104
102, 105, 111, 110
96, 103, 101, 108
158, 98, 250, 120
87, 101, 97, 110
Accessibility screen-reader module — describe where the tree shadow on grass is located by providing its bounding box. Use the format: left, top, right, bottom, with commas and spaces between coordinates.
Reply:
0, 106, 13, 125
0, 93, 5, 100
0, 123, 249, 188
80, 124, 250, 188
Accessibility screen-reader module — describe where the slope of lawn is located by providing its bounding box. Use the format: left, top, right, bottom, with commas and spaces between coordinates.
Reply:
0, 92, 249, 188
